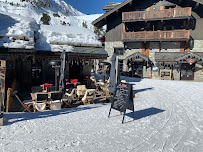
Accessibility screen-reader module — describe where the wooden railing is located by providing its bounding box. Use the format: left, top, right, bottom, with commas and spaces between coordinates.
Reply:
122, 30, 190, 41
122, 7, 192, 21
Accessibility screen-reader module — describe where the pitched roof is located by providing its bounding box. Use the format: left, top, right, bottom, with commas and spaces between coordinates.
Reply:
92, 0, 203, 28
103, 2, 122, 12
155, 52, 203, 62
193, 0, 203, 4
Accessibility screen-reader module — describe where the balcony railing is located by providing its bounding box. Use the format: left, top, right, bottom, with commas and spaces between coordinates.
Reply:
122, 7, 192, 21
122, 30, 190, 41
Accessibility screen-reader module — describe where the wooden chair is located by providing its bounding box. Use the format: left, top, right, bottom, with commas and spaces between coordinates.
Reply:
46, 86, 55, 92
31, 86, 43, 93
90, 76, 99, 91
82, 89, 96, 105
34, 94, 48, 112
11, 90, 35, 112
76, 85, 87, 102
49, 92, 63, 110
100, 82, 112, 99
62, 88, 76, 108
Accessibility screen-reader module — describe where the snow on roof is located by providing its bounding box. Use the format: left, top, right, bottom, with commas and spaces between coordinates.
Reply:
0, 11, 39, 49
35, 25, 102, 52
0, 12, 102, 52
0, 11, 39, 38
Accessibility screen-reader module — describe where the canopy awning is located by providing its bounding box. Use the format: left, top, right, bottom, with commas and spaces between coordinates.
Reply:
175, 52, 203, 63
36, 46, 108, 59
125, 52, 152, 64
155, 52, 203, 63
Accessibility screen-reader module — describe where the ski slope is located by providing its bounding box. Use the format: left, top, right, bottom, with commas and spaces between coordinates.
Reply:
1, 78, 203, 151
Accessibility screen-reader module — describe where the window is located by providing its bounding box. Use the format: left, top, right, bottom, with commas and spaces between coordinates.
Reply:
165, 5, 176, 9
136, 9, 145, 11
114, 48, 124, 55
119, 60, 123, 72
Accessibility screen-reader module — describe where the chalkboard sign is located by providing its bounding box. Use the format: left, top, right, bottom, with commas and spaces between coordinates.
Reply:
108, 82, 134, 123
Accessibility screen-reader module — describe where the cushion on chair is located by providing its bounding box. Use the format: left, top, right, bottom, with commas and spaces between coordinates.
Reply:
70, 79, 78, 83
34, 102, 46, 111
50, 100, 61, 110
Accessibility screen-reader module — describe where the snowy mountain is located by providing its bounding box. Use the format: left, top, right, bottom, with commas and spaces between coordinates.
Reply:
0, 0, 100, 27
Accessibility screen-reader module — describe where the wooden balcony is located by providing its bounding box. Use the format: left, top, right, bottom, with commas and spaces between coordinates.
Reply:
122, 7, 192, 22
122, 30, 190, 41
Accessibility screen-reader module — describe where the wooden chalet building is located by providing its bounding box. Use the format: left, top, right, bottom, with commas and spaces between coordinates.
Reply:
93, 0, 203, 81
0, 12, 107, 92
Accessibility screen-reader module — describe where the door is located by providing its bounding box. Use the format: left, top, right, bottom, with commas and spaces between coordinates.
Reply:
180, 63, 195, 80
132, 62, 144, 78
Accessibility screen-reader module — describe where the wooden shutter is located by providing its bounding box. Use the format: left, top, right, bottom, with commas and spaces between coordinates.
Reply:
180, 42, 185, 52
185, 41, 190, 52
141, 42, 150, 57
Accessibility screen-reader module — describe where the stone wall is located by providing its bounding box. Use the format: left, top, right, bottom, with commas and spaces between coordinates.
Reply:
105, 41, 124, 62
194, 63, 203, 81
104, 40, 203, 81
191, 40, 203, 52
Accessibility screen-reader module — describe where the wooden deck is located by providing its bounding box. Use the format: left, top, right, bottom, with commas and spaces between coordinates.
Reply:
122, 7, 192, 21
122, 30, 190, 41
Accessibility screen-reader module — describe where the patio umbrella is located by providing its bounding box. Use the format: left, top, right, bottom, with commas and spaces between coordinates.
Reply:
59, 50, 66, 92
108, 53, 120, 94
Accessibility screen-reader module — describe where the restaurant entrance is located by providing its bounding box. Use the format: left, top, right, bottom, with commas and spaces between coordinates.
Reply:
132, 61, 144, 78
69, 60, 83, 81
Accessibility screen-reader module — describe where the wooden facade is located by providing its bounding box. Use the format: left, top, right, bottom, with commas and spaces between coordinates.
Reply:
93, 0, 203, 81
122, 30, 190, 41
122, 7, 192, 21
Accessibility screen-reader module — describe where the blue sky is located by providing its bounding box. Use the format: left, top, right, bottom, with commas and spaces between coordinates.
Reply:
66, 0, 124, 15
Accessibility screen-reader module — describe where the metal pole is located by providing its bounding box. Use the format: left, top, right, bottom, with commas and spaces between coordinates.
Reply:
55, 67, 58, 91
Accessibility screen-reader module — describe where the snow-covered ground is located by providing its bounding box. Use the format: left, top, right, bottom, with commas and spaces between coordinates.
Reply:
1, 78, 203, 151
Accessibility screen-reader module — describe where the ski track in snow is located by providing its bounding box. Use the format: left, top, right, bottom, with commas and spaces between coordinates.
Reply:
0, 78, 203, 152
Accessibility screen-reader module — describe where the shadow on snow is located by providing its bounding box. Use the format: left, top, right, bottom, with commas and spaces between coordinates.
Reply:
126, 107, 165, 120
133, 87, 154, 94
4, 106, 100, 126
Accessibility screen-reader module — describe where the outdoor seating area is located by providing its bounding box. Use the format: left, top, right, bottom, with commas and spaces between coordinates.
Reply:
7, 76, 112, 113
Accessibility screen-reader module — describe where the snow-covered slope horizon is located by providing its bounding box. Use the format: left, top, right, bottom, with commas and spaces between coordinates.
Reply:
0, 0, 83, 25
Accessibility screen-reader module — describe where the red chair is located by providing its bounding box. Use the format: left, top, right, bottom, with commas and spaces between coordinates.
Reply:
42, 84, 53, 90
70, 79, 78, 83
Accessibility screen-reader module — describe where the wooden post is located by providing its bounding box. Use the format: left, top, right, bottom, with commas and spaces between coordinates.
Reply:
6, 88, 13, 112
